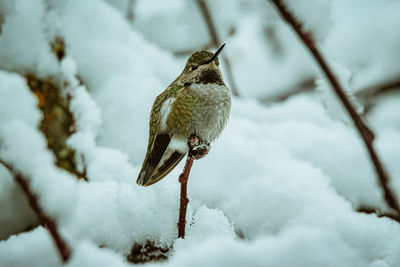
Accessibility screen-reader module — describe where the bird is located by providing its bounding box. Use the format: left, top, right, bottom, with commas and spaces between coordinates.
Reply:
136, 44, 231, 186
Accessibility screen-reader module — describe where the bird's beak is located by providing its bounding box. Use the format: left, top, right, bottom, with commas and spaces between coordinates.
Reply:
206, 43, 225, 64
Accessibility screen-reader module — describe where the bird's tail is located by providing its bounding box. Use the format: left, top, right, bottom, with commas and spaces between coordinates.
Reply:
137, 134, 185, 186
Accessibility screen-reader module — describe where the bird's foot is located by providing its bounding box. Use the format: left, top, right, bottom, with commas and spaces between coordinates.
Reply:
188, 134, 200, 148
188, 134, 210, 160
191, 143, 210, 159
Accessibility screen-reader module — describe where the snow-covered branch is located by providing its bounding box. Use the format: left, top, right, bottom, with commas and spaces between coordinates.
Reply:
0, 160, 71, 263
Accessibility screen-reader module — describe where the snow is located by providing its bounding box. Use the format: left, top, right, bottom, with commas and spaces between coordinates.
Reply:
1, 0, 400, 266
165, 228, 369, 267
0, 0, 58, 77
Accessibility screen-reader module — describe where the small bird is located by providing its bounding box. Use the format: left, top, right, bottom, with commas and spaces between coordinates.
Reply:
136, 44, 231, 186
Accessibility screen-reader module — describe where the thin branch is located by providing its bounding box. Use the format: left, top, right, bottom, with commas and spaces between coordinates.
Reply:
262, 75, 400, 105
356, 77, 400, 113
355, 77, 400, 99
269, 0, 400, 214
0, 160, 71, 263
177, 154, 194, 238
357, 206, 400, 223
260, 78, 315, 103
126, 0, 136, 23
196, 0, 240, 97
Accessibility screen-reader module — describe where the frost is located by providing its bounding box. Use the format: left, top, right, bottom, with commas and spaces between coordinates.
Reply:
316, 64, 364, 124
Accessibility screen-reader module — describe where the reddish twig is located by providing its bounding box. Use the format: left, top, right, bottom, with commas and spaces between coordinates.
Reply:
269, 0, 400, 214
0, 160, 71, 263
196, 0, 240, 97
177, 154, 194, 238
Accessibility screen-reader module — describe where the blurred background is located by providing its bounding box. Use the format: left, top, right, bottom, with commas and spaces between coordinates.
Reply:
113, 0, 400, 101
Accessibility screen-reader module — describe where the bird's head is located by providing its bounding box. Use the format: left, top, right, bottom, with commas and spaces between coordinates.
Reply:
178, 44, 225, 86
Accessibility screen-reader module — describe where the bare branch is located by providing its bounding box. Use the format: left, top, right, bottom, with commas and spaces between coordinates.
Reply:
261, 78, 315, 103
269, 0, 400, 214
177, 134, 210, 238
358, 206, 400, 223
196, 0, 240, 97
262, 75, 400, 105
177, 155, 194, 239
356, 77, 400, 113
355, 77, 400, 99
0, 160, 71, 263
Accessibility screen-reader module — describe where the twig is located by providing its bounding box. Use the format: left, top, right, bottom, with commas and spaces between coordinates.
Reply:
269, 0, 400, 214
126, 0, 136, 23
177, 154, 194, 238
356, 77, 400, 113
355, 77, 400, 99
0, 160, 71, 263
196, 0, 240, 97
261, 78, 315, 103
357, 206, 400, 223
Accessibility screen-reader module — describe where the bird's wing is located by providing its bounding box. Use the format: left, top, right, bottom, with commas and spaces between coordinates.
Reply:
137, 88, 186, 186
136, 133, 171, 186
136, 132, 186, 186
140, 145, 185, 186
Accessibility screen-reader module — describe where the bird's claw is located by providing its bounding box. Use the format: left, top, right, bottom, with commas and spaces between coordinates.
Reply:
188, 135, 200, 149
188, 135, 210, 160
191, 143, 210, 159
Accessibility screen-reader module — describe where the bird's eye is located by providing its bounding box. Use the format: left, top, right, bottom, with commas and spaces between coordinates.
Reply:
190, 65, 198, 71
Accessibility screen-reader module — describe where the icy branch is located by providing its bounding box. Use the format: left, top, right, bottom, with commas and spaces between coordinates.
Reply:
196, 0, 240, 97
0, 160, 72, 263
269, 0, 400, 214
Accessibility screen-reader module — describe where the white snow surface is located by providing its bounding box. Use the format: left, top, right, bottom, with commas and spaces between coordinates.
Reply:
1, 0, 400, 266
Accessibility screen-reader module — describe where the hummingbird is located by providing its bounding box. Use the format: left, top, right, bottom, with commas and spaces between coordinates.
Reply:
136, 44, 231, 186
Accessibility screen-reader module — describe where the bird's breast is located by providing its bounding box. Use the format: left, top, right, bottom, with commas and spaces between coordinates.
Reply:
188, 83, 231, 142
